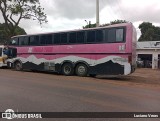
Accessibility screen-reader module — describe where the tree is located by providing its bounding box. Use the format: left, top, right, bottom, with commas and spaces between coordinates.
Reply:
139, 22, 160, 41
83, 23, 96, 29
83, 20, 128, 29
0, 0, 47, 40
0, 23, 26, 44
110, 20, 128, 25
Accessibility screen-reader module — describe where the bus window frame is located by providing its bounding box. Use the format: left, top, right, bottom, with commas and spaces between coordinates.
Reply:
104, 27, 126, 44
68, 32, 77, 44
10, 26, 126, 47
10, 37, 19, 46
29, 35, 40, 46
19, 36, 29, 46
60, 33, 68, 45
39, 34, 53, 46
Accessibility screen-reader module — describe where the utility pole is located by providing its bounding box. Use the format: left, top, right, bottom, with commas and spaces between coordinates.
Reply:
96, 0, 100, 27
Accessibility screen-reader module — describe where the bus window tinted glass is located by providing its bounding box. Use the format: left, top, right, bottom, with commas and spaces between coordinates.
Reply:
116, 29, 124, 42
108, 29, 116, 43
69, 33, 77, 43
30, 36, 39, 45
77, 31, 85, 43
40, 35, 46, 45
24, 37, 29, 45
96, 30, 104, 42
54, 34, 61, 44
46, 34, 52, 45
40, 35, 52, 45
61, 33, 68, 44
87, 31, 95, 43
11, 37, 19, 45
19, 36, 29, 46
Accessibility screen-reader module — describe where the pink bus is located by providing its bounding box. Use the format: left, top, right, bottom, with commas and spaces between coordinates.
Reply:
8, 23, 137, 77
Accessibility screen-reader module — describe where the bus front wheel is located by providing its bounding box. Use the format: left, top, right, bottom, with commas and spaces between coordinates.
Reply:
62, 63, 74, 76
14, 61, 22, 71
75, 63, 88, 77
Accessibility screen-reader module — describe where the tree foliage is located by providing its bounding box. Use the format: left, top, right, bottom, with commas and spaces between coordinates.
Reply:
83, 20, 128, 29
83, 23, 96, 29
0, 23, 26, 44
139, 22, 160, 41
0, 0, 47, 40
110, 20, 128, 25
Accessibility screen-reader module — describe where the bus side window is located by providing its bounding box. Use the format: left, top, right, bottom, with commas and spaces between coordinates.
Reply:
24, 37, 29, 45
96, 30, 104, 43
40, 34, 52, 45
116, 29, 124, 42
87, 30, 96, 43
108, 29, 116, 43
19, 36, 29, 46
10, 37, 19, 46
40, 35, 46, 45
54, 34, 61, 44
19, 37, 24, 46
29, 36, 39, 46
61, 33, 68, 44
77, 31, 85, 44
69, 32, 77, 44
46, 34, 53, 45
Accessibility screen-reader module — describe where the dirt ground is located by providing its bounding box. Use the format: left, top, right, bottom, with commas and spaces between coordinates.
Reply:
1, 68, 160, 114
126, 68, 160, 85
97, 68, 160, 88
0, 68, 159, 88
56, 68, 160, 88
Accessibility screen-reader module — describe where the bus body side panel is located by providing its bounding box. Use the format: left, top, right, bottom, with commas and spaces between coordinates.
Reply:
89, 59, 124, 75
14, 52, 130, 75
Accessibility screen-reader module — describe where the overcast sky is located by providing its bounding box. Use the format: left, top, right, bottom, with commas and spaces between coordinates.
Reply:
1, 0, 160, 38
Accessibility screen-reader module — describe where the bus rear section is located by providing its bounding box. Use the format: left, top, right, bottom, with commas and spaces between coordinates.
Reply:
8, 23, 137, 77
131, 25, 137, 73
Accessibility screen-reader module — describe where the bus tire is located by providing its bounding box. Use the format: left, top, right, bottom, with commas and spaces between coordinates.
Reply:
14, 61, 22, 71
62, 63, 74, 76
75, 63, 88, 77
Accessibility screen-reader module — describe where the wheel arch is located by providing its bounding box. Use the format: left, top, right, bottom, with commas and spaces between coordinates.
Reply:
75, 61, 89, 68
60, 60, 75, 68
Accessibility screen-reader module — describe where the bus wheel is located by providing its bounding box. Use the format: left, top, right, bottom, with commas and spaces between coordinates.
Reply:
76, 63, 88, 77
62, 63, 74, 76
15, 61, 22, 71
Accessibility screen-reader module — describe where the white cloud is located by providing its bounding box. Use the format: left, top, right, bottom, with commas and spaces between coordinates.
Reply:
1, 0, 160, 38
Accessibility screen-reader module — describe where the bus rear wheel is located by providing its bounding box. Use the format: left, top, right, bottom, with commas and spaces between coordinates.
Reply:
15, 61, 22, 71
62, 63, 74, 76
75, 63, 88, 77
